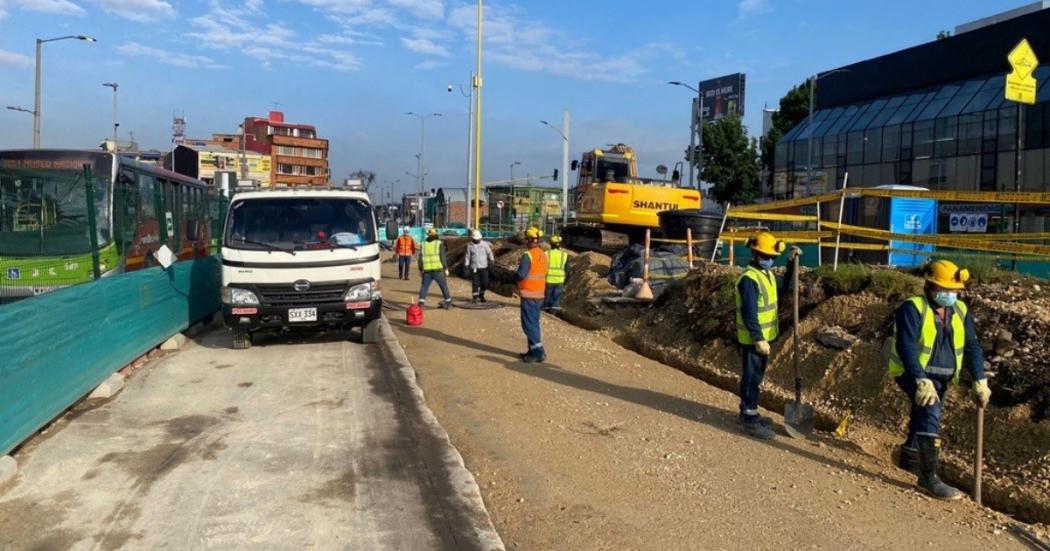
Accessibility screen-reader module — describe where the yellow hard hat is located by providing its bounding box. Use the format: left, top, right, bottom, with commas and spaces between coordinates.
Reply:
550, 235, 562, 244
525, 227, 543, 239
747, 231, 786, 257
426, 228, 438, 237
924, 259, 969, 290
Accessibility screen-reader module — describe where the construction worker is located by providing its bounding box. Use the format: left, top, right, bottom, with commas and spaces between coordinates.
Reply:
735, 231, 800, 440
466, 230, 495, 303
516, 227, 549, 362
543, 235, 568, 314
418, 228, 453, 309
888, 259, 990, 500
395, 227, 417, 280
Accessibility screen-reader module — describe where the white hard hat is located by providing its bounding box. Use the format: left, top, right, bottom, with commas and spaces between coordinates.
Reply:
471, 230, 482, 240
402, 227, 411, 234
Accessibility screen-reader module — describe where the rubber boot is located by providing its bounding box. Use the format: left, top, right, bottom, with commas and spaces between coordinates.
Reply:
898, 445, 920, 475
917, 436, 962, 500
742, 419, 775, 440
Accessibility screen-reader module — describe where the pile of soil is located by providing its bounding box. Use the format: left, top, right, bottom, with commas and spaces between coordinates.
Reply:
440, 237, 1050, 523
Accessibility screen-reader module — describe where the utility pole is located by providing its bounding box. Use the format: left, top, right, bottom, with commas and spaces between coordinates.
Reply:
449, 78, 474, 227
406, 112, 441, 225
669, 81, 704, 190
34, 35, 96, 149
102, 82, 118, 152
472, 0, 484, 229
541, 112, 570, 224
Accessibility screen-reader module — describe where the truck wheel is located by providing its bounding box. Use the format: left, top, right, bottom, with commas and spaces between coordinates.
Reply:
362, 318, 381, 344
233, 330, 252, 350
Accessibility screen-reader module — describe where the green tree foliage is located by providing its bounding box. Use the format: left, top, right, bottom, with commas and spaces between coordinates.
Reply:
760, 80, 812, 189
699, 114, 760, 205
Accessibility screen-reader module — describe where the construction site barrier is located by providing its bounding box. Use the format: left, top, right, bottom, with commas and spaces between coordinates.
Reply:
0, 257, 221, 455
821, 221, 1050, 257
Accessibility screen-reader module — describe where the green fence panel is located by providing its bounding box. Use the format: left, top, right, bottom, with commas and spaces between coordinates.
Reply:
0, 256, 220, 455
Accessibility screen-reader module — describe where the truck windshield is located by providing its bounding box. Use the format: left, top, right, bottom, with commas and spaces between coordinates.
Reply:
225, 197, 376, 252
0, 161, 111, 257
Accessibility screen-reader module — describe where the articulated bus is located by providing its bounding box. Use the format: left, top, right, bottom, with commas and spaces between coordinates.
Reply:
0, 149, 220, 302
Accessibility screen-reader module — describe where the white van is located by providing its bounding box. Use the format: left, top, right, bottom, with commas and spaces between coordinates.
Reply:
220, 187, 382, 348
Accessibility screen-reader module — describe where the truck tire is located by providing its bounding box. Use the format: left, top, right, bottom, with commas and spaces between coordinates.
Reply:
233, 330, 252, 350
362, 318, 381, 344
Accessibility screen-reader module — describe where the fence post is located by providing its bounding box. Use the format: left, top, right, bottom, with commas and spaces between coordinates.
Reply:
686, 228, 694, 269
643, 228, 651, 283
728, 236, 735, 266
833, 173, 849, 272
712, 202, 730, 262
83, 164, 102, 280
816, 200, 823, 267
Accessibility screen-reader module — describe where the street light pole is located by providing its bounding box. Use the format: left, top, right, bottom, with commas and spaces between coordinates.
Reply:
669, 81, 703, 190
406, 112, 442, 226
541, 113, 570, 225
449, 78, 474, 227
472, 0, 484, 229
34, 35, 96, 149
103, 82, 118, 151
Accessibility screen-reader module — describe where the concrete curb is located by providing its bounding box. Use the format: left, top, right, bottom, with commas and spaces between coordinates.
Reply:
0, 455, 16, 487
378, 317, 506, 551
88, 372, 125, 400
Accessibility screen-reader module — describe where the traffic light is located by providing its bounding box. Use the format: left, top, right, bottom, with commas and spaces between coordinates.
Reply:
552, 169, 559, 182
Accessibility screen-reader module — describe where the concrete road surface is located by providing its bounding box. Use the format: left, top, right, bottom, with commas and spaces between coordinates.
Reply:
0, 321, 502, 551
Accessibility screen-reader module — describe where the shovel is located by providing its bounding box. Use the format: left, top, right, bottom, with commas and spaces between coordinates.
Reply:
784, 253, 814, 439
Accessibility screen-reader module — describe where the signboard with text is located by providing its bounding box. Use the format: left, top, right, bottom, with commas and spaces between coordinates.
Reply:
1005, 38, 1039, 105
698, 73, 746, 122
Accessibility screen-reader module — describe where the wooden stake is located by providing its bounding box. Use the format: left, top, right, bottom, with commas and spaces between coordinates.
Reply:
686, 228, 694, 269
975, 405, 984, 506
643, 228, 651, 282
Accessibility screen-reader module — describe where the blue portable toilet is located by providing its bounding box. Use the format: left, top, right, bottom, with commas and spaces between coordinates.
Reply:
827, 185, 936, 268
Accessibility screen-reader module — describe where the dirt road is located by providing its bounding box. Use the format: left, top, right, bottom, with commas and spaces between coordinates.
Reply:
385, 256, 1033, 550
0, 322, 501, 550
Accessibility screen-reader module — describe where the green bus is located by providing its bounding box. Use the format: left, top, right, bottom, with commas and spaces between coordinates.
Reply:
0, 149, 221, 303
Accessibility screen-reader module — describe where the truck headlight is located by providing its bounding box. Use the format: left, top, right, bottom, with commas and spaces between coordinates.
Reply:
344, 281, 379, 302
223, 286, 260, 305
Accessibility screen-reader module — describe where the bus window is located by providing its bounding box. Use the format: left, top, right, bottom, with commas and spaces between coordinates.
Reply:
116, 169, 139, 252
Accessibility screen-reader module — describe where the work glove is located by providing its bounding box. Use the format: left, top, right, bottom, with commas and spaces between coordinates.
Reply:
754, 340, 771, 356
972, 378, 992, 408
445, 269, 450, 276
788, 246, 803, 260
915, 378, 939, 407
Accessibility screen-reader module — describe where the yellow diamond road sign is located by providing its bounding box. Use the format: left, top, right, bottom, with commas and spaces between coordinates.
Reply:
1005, 38, 1039, 105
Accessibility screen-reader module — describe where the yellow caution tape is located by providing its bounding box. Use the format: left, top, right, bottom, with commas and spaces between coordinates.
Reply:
945, 232, 1050, 241
833, 242, 890, 251
732, 191, 844, 212
823, 221, 1050, 257
856, 188, 1050, 205
726, 211, 818, 222
721, 230, 835, 241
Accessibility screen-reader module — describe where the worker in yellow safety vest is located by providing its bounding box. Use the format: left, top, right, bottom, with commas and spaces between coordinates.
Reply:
543, 235, 568, 314
417, 228, 453, 309
734, 231, 800, 440
516, 227, 549, 362
888, 259, 990, 500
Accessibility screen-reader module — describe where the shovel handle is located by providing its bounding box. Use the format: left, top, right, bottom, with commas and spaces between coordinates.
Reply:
792, 254, 801, 382
974, 405, 984, 506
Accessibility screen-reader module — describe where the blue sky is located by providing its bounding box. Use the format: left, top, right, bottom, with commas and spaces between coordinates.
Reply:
0, 0, 1029, 198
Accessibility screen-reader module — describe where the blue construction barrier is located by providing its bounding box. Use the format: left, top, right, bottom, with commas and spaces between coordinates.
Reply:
0, 257, 220, 455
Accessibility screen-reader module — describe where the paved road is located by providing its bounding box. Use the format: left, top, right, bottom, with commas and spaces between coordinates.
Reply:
0, 321, 501, 550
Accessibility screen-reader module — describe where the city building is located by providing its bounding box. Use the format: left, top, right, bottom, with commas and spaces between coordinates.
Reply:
486, 184, 562, 230
243, 111, 329, 186
171, 144, 271, 187
774, 3, 1049, 236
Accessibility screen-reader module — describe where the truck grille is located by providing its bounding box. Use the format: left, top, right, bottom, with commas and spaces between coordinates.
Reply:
255, 282, 347, 306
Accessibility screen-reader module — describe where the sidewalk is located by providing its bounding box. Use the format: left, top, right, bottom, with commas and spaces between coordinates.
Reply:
382, 254, 1026, 550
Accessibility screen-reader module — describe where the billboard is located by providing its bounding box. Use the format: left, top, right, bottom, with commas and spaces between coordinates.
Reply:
698, 73, 746, 122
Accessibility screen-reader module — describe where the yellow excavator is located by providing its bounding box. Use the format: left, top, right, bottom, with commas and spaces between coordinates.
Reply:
564, 144, 701, 251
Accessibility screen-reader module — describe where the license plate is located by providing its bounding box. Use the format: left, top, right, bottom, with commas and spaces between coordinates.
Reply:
288, 307, 317, 322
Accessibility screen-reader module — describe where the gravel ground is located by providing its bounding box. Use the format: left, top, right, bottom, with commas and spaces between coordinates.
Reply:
384, 254, 1041, 551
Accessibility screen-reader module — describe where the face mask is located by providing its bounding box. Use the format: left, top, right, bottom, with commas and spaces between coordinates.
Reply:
757, 258, 775, 270
933, 291, 958, 308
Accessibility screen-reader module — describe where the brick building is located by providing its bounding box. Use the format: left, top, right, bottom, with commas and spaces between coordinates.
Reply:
243, 111, 329, 186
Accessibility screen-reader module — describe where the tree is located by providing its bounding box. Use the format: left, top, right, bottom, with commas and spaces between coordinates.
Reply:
348, 170, 376, 191
936, 30, 952, 40
699, 114, 760, 205
760, 80, 811, 191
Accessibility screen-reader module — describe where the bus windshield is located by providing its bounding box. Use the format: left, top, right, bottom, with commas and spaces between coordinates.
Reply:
0, 156, 111, 257
225, 197, 376, 252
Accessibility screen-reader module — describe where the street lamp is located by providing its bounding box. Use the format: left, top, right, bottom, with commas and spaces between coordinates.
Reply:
540, 113, 571, 225
509, 161, 521, 182
449, 79, 475, 227
668, 81, 703, 190
804, 68, 851, 196
405, 111, 442, 225
472, 0, 484, 229
102, 82, 118, 152
35, 35, 97, 148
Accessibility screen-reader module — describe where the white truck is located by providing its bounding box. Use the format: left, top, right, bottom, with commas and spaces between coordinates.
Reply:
220, 187, 382, 349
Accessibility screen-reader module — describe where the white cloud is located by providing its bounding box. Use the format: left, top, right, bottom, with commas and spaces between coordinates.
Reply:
16, 0, 85, 16
0, 48, 33, 66
386, 0, 441, 19
401, 28, 451, 57
736, 0, 769, 19
117, 42, 226, 68
414, 59, 444, 70
99, 0, 174, 21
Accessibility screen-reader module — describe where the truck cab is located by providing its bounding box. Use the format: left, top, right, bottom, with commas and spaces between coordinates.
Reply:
220, 187, 382, 348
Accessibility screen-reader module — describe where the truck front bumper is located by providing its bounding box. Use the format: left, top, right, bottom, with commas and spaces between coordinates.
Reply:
223, 298, 382, 331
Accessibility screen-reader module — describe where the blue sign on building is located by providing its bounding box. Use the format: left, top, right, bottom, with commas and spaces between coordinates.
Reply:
6, 268, 20, 280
